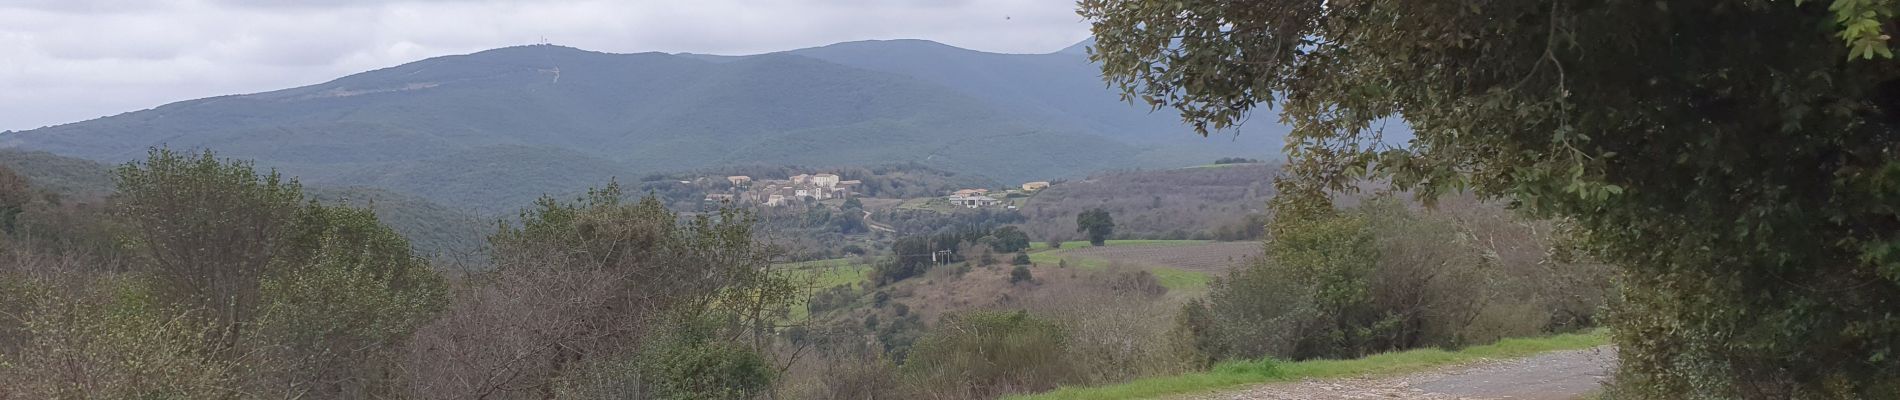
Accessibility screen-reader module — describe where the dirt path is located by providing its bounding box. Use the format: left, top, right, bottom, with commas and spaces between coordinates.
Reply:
1184, 346, 1616, 400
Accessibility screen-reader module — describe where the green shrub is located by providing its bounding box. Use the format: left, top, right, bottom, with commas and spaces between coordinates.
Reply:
1010, 265, 1034, 283
905, 311, 1073, 398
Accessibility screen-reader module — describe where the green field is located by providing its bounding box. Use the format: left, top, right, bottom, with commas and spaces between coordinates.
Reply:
1027, 239, 1213, 251
1010, 329, 1610, 400
1025, 240, 1217, 291
778, 258, 872, 321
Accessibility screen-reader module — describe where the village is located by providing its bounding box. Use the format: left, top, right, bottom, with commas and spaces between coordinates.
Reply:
704, 172, 1051, 209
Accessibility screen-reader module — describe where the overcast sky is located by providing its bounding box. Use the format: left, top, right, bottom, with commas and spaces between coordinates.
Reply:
0, 0, 1092, 131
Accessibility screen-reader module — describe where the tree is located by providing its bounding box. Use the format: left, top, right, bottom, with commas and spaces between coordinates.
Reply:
1076, 209, 1115, 246
113, 148, 304, 347
409, 183, 794, 398
990, 225, 1031, 253
1009, 264, 1034, 284
1082, 1, 1900, 397
877, 235, 936, 284
252, 203, 447, 397
0, 166, 28, 236
108, 148, 446, 396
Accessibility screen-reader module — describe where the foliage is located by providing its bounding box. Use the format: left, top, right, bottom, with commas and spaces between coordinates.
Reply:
113, 148, 306, 342
0, 274, 241, 399
904, 311, 1073, 398
638, 317, 775, 399
1083, 0, 1900, 396
1075, 209, 1115, 247
406, 182, 795, 399
0, 149, 115, 196
252, 203, 448, 397
1198, 197, 1604, 361
1010, 264, 1034, 283
0, 167, 27, 235
991, 225, 1031, 253
876, 235, 938, 284
305, 186, 490, 259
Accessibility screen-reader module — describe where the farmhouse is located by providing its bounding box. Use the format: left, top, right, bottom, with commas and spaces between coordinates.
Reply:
813, 173, 840, 188
946, 195, 1001, 208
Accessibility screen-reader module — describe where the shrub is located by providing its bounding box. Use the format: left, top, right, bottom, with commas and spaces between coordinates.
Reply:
1200, 195, 1608, 362
1010, 265, 1034, 284
904, 311, 1072, 398
0, 273, 240, 399
1011, 252, 1032, 266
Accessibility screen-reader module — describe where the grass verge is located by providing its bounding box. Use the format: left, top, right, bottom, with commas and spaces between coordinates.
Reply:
1008, 329, 1610, 400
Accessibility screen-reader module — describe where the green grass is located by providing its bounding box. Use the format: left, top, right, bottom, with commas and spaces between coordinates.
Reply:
1025, 240, 1216, 292
777, 258, 872, 321
1147, 268, 1212, 292
1009, 329, 1611, 400
1027, 239, 1212, 251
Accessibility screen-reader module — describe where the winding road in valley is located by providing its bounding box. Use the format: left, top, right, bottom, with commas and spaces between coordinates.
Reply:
1185, 346, 1617, 400
862, 210, 897, 234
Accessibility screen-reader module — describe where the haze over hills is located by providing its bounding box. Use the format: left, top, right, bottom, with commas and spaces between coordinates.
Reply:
1, 39, 1287, 213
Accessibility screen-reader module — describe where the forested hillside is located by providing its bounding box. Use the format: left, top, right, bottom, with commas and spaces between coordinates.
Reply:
0, 149, 489, 258
1, 41, 1283, 213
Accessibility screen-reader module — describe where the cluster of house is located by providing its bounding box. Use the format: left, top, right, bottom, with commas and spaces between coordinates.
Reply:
942, 181, 1051, 209
705, 173, 861, 207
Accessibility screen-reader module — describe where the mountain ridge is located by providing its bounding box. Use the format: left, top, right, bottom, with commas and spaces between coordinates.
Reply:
1, 40, 1285, 213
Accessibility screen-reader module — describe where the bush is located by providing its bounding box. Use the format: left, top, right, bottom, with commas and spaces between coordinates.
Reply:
1010, 265, 1034, 284
635, 319, 773, 400
1011, 252, 1032, 266
990, 226, 1031, 253
0, 273, 240, 399
557, 316, 772, 400
1197, 196, 1607, 361
904, 311, 1072, 398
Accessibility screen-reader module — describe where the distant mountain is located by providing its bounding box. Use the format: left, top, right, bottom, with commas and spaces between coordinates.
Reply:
2, 40, 1289, 213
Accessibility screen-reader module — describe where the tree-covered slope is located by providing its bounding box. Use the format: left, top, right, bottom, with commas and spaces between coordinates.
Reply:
0, 149, 489, 258
1, 42, 1283, 212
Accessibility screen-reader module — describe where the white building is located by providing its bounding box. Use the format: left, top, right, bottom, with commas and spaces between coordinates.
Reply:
946, 195, 1002, 208
813, 173, 840, 188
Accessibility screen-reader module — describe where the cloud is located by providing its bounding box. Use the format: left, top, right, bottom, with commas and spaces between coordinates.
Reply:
0, 0, 1091, 131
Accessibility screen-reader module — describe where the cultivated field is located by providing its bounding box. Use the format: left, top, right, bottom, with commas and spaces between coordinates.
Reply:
1057, 241, 1262, 274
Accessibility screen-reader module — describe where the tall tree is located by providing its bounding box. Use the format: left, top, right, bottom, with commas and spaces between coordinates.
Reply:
114, 148, 304, 346
1076, 209, 1115, 247
0, 166, 28, 236
989, 225, 1031, 253
1082, 0, 1900, 397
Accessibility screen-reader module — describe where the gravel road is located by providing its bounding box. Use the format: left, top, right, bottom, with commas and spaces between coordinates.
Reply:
1184, 346, 1617, 400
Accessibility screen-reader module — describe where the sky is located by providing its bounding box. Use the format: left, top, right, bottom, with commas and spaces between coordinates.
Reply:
0, 0, 1093, 132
